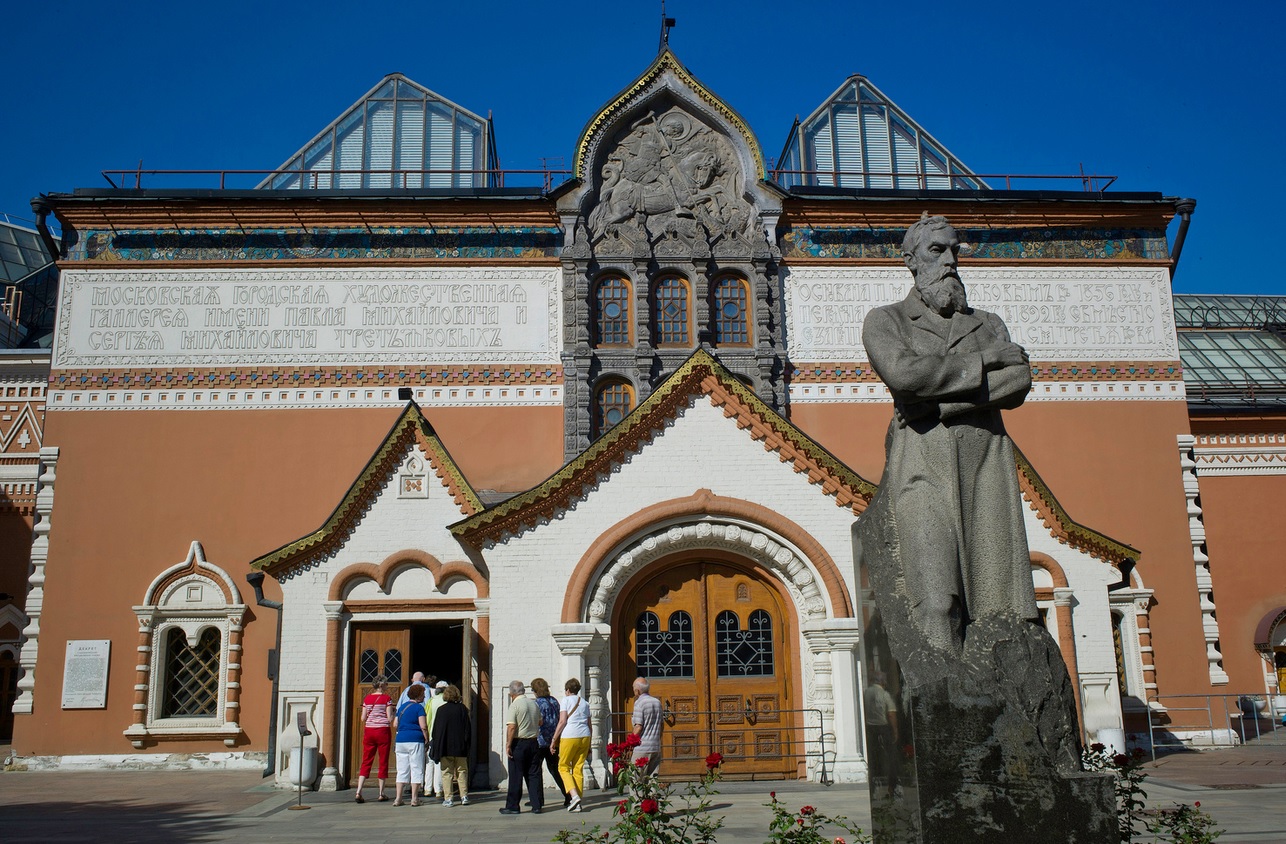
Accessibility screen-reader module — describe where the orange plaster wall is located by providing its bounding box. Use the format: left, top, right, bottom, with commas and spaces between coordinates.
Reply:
792, 398, 1221, 704
11, 402, 562, 757
1190, 473, 1286, 693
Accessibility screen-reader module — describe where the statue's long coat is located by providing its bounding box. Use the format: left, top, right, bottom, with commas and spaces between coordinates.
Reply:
862, 291, 1039, 633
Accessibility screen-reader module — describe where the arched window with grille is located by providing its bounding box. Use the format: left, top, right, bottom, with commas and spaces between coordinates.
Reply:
715, 609, 775, 677
636, 610, 694, 678
162, 628, 222, 718
712, 276, 750, 345
652, 276, 691, 346
594, 276, 632, 346
593, 379, 635, 437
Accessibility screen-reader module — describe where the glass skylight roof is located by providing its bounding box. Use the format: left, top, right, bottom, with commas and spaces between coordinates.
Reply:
263, 74, 497, 190
1173, 294, 1286, 330
776, 77, 985, 190
0, 219, 54, 283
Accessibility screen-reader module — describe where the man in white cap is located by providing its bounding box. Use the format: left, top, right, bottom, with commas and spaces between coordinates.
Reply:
425, 679, 450, 799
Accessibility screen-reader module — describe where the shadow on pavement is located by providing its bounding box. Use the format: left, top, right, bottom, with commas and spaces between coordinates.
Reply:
0, 800, 242, 844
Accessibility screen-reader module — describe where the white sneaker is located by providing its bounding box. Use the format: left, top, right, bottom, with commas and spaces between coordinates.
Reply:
567, 794, 581, 812
442, 799, 454, 807
461, 797, 470, 806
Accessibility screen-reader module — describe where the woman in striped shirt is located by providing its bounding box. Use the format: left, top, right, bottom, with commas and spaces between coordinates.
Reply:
354, 676, 394, 803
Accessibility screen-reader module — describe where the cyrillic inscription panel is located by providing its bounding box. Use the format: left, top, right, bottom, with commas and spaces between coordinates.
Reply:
783, 266, 1177, 362
55, 267, 561, 368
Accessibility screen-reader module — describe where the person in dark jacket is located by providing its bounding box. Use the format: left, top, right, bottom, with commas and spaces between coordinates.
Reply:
429, 684, 472, 806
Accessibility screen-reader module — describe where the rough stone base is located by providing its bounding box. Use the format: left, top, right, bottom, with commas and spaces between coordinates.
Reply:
17, 751, 268, 772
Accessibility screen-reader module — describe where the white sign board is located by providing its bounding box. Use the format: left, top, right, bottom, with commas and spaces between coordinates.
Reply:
55, 267, 561, 368
783, 266, 1178, 363
62, 639, 111, 709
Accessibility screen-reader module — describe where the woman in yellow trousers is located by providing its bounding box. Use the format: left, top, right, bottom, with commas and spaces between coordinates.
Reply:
551, 677, 592, 811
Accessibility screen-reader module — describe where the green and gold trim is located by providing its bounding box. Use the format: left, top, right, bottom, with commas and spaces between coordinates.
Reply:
252, 402, 483, 576
572, 49, 766, 181
1014, 447, 1140, 570
451, 349, 876, 546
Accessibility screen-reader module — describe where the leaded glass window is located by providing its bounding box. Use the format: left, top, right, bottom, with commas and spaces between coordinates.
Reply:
636, 611, 694, 678
383, 648, 403, 683
593, 380, 635, 437
653, 277, 690, 345
161, 628, 221, 718
713, 277, 749, 345
595, 276, 631, 346
359, 649, 380, 684
716, 609, 774, 677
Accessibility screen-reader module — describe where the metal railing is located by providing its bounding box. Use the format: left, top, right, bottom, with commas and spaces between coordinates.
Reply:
770, 169, 1118, 192
100, 167, 574, 193
607, 704, 833, 784
1144, 693, 1286, 759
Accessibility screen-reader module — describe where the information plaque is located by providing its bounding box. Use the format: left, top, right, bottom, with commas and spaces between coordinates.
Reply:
61, 639, 111, 709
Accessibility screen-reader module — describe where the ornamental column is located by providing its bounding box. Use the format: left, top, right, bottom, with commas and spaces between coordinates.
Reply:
802, 618, 865, 783
553, 622, 610, 789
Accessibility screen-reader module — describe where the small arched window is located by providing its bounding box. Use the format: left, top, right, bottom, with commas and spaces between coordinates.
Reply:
636, 610, 694, 678
652, 276, 691, 346
593, 379, 635, 437
594, 276, 632, 346
162, 627, 222, 718
712, 276, 750, 345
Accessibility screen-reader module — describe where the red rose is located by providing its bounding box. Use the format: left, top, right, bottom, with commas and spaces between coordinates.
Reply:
705, 752, 724, 769
1090, 742, 1106, 752
625, 733, 642, 748
1113, 754, 1129, 766
641, 798, 660, 814
1194, 801, 1201, 808
617, 800, 628, 815
635, 756, 650, 768
801, 805, 816, 816
770, 791, 776, 799
835, 838, 847, 844
798, 818, 805, 826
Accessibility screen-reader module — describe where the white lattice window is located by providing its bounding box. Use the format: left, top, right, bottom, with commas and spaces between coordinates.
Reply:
124, 542, 246, 748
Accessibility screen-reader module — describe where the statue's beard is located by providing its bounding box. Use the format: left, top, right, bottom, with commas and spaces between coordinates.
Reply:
918, 274, 967, 315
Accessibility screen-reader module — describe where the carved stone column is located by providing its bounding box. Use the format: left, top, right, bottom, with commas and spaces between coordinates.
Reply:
318, 601, 345, 792
13, 446, 57, 715
552, 622, 610, 789
802, 618, 865, 782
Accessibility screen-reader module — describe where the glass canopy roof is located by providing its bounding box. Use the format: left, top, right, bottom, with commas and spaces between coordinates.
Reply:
1174, 294, 1286, 408
0, 218, 53, 283
776, 76, 985, 190
262, 74, 497, 190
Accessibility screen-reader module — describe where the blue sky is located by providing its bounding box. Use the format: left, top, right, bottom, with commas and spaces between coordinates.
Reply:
4, 1, 1281, 294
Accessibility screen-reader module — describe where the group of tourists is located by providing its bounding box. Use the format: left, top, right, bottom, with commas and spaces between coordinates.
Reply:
354, 672, 472, 807
353, 672, 663, 814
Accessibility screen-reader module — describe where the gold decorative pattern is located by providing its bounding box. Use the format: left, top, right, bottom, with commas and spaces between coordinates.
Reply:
251, 402, 483, 576
573, 49, 766, 181
1014, 447, 1140, 569
450, 349, 877, 546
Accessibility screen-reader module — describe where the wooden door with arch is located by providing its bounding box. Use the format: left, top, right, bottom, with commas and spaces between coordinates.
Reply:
616, 556, 795, 780
348, 626, 409, 781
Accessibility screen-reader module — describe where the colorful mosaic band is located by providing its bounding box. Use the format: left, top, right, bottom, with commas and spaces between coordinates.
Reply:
781, 227, 1170, 261
50, 364, 565, 390
68, 226, 564, 263
787, 361, 1183, 384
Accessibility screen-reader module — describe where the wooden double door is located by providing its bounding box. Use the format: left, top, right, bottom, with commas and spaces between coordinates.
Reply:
617, 559, 796, 779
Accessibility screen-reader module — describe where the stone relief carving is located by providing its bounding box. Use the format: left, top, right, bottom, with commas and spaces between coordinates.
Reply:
585, 107, 756, 257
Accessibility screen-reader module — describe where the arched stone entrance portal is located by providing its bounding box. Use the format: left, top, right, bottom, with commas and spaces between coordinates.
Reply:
612, 555, 798, 779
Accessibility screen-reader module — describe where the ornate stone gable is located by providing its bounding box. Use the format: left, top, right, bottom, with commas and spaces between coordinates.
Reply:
555, 51, 787, 457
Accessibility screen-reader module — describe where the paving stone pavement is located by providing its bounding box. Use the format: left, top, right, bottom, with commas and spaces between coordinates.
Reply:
0, 743, 1282, 843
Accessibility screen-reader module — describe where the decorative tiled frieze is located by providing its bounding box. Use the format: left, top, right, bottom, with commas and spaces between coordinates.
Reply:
48, 383, 563, 411
781, 226, 1169, 261
1191, 433, 1286, 476
1176, 435, 1228, 685
788, 379, 1185, 403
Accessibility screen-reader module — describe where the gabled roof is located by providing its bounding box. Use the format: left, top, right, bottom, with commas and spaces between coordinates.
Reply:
251, 402, 482, 576
572, 48, 766, 182
775, 75, 985, 191
451, 349, 877, 546
261, 73, 497, 191
1014, 448, 1140, 579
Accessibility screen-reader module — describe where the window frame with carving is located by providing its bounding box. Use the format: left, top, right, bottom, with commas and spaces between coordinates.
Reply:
592, 377, 636, 438
651, 275, 693, 347
711, 275, 752, 346
125, 542, 246, 748
593, 274, 633, 347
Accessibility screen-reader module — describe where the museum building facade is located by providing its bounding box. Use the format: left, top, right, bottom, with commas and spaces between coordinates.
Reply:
5, 50, 1284, 789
